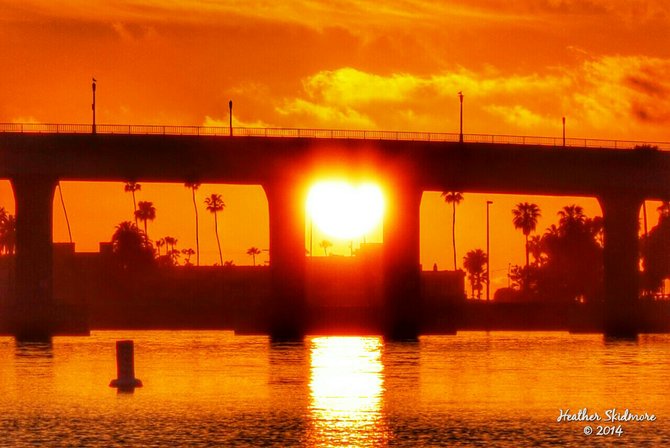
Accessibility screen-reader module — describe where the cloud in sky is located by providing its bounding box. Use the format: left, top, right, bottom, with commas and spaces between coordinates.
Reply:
274, 56, 670, 139
0, 0, 668, 141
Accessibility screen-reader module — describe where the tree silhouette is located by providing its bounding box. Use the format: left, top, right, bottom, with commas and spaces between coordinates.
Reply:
155, 238, 165, 257
124, 182, 142, 226
163, 236, 178, 264
205, 193, 225, 266
320, 239, 332, 256
247, 246, 261, 266
511, 205, 603, 303
182, 248, 195, 266
463, 249, 487, 299
185, 182, 201, 266
57, 182, 73, 244
512, 202, 541, 267
111, 221, 154, 271
163, 236, 177, 253
441, 191, 464, 270
134, 201, 156, 241
641, 203, 670, 295
0, 208, 16, 255
557, 204, 586, 233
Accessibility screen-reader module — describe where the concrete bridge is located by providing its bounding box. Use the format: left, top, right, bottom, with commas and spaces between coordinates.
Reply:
1, 124, 670, 340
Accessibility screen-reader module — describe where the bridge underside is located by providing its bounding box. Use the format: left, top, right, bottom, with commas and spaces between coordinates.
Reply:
0, 133, 664, 340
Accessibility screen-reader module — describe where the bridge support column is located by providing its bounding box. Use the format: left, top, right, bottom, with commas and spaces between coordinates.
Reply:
264, 181, 307, 340
10, 176, 57, 341
383, 185, 422, 340
599, 195, 642, 338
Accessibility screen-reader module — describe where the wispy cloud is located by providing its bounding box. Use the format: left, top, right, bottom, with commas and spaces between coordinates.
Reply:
276, 56, 670, 138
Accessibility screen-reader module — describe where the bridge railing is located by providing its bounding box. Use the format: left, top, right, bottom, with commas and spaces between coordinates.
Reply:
1, 123, 669, 150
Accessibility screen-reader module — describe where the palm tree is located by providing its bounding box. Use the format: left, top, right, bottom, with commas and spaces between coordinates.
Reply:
247, 246, 261, 266
185, 182, 201, 266
205, 193, 225, 266
164, 236, 177, 254
163, 236, 178, 265
111, 221, 153, 271
658, 201, 670, 220
182, 248, 195, 266
512, 202, 541, 267
441, 191, 464, 270
320, 239, 332, 256
134, 201, 156, 240
124, 181, 142, 226
463, 249, 487, 299
155, 238, 165, 257
558, 204, 586, 234
0, 211, 16, 255
57, 182, 73, 244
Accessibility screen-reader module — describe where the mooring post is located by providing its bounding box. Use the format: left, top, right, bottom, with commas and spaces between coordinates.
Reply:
109, 340, 143, 390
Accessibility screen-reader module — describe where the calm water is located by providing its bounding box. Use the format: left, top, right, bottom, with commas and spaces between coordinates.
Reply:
1, 331, 669, 447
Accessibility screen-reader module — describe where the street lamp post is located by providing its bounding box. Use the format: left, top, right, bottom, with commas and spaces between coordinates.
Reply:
92, 78, 97, 135
486, 200, 493, 301
229, 100, 233, 137
562, 116, 566, 147
458, 91, 464, 143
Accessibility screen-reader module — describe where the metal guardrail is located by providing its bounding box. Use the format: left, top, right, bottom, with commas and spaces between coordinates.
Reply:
1, 123, 669, 150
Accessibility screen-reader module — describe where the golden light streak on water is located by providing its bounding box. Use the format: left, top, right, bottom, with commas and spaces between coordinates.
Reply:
308, 336, 388, 447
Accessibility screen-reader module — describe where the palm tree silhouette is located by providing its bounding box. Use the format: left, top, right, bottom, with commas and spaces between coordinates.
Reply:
185, 182, 201, 266
320, 239, 332, 256
57, 182, 73, 244
463, 249, 487, 299
0, 209, 16, 255
441, 191, 464, 270
155, 238, 165, 257
512, 202, 541, 267
111, 221, 153, 271
182, 248, 195, 266
656, 201, 670, 223
163, 236, 178, 264
247, 246, 261, 266
205, 193, 225, 266
134, 201, 156, 241
558, 204, 586, 233
124, 182, 142, 226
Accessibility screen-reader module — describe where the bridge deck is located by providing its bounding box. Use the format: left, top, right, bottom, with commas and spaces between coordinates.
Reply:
2, 123, 669, 151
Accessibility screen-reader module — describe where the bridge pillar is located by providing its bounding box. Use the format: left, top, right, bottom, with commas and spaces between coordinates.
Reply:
599, 195, 642, 338
264, 181, 307, 340
382, 184, 422, 340
10, 176, 57, 341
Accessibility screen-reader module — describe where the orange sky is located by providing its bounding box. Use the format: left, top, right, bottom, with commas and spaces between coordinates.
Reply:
1, 1, 669, 293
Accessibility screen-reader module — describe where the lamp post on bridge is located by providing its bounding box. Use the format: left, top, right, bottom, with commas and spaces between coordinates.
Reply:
486, 200, 493, 302
229, 100, 233, 137
562, 116, 566, 147
92, 78, 97, 135
458, 91, 464, 143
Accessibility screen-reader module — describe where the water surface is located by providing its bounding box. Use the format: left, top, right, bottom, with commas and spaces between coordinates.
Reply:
1, 331, 668, 446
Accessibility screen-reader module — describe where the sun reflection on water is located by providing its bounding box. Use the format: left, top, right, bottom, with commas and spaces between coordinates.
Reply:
308, 336, 387, 447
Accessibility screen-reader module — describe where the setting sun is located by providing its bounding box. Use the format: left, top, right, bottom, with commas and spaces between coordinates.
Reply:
306, 181, 384, 240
